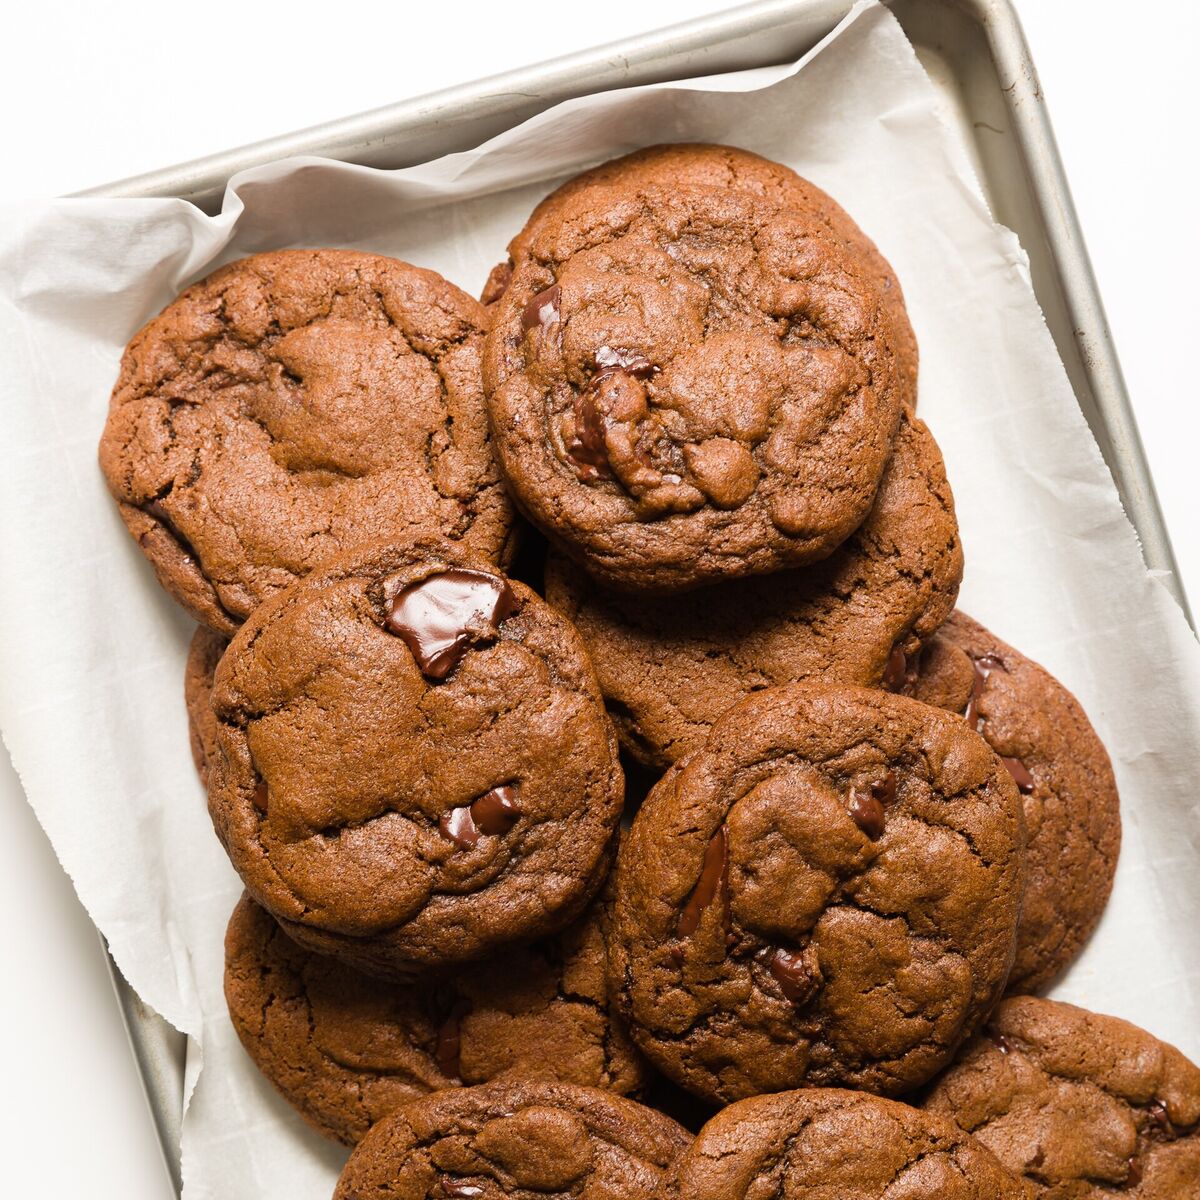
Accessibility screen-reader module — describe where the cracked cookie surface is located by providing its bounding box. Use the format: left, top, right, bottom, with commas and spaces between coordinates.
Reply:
676, 1087, 1030, 1198
483, 180, 906, 593
544, 408, 961, 769
486, 143, 918, 398
224, 893, 648, 1146
207, 539, 623, 975
100, 249, 515, 634
906, 614, 1120, 994
923, 997, 1200, 1197
333, 1080, 692, 1200
608, 682, 1025, 1105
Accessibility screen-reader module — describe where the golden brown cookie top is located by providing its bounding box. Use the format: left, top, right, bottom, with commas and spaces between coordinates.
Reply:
676, 1088, 1031, 1199
333, 1081, 692, 1200
923, 998, 1200, 1198
207, 539, 623, 975
608, 682, 1025, 1105
484, 181, 907, 593
100, 249, 514, 634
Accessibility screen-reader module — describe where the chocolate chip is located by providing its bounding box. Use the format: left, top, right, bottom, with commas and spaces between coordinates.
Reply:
847, 788, 886, 839
1028, 1147, 1045, 1170
1125, 1156, 1143, 1186
594, 345, 656, 378
566, 390, 612, 481
965, 652, 1006, 730
989, 1031, 1015, 1055
439, 786, 521, 849
433, 1000, 471, 1079
871, 771, 898, 808
252, 780, 268, 812
521, 284, 560, 335
470, 785, 520, 836
766, 947, 820, 1006
440, 1181, 483, 1198
882, 646, 907, 691
1000, 755, 1035, 793
676, 828, 728, 938
386, 569, 514, 680
439, 805, 480, 850
1147, 1099, 1178, 1140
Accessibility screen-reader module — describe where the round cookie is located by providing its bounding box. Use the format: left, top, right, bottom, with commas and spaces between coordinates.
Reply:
184, 625, 227, 785
608, 682, 1025, 1105
923, 997, 1200, 1197
224, 893, 648, 1146
544, 408, 961, 769
483, 180, 907, 593
905, 613, 1120, 994
333, 1080, 692, 1200
486, 142, 918, 396
207, 539, 624, 975
100, 249, 515, 635
676, 1088, 1030, 1199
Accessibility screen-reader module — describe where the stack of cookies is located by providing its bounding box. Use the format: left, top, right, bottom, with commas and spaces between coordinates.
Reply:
99, 145, 1199, 1198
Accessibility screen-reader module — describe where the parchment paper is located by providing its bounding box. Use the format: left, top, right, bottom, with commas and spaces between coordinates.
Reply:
1, 3, 1198, 1196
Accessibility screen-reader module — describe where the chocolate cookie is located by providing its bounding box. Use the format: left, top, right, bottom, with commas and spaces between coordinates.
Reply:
333, 1080, 692, 1200
676, 1088, 1030, 1198
923, 997, 1200, 1197
544, 408, 961, 769
487, 143, 918, 396
906, 613, 1120, 994
483, 180, 907, 593
608, 682, 1025, 1105
184, 625, 227, 785
207, 539, 624, 975
224, 893, 647, 1145
100, 250, 515, 635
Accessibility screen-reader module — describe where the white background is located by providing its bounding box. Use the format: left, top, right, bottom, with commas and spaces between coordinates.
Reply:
1, 1, 1196, 1194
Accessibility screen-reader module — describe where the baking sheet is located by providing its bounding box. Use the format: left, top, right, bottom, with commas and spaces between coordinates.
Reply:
1, 2, 1198, 1195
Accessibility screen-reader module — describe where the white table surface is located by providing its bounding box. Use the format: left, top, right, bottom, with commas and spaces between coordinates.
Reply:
2, 1, 1196, 1194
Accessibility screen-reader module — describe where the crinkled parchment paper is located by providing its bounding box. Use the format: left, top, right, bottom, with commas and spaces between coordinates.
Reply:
1, 2, 1197, 1195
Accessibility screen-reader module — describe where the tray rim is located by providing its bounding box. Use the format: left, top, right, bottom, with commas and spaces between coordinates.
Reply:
76, 0, 1193, 1193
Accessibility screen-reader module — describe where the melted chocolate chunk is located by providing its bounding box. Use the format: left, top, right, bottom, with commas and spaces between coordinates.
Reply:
440, 1181, 483, 1199
989, 1031, 1016, 1055
521, 284, 561, 335
440, 805, 480, 850
676, 828, 728, 938
1000, 755, 1035, 794
882, 646, 907, 691
847, 787, 886, 840
1146, 1099, 1186, 1141
439, 786, 521, 849
470, 785, 521, 836
566, 390, 612, 481
386, 569, 514, 680
871, 771, 898, 808
1125, 1156, 1143, 1187
594, 345, 656, 378
251, 780, 268, 812
965, 652, 1006, 730
433, 1000, 471, 1079
767, 947, 820, 1006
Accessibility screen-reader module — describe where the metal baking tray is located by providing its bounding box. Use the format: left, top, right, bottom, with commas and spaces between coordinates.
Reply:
78, 0, 1192, 1191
